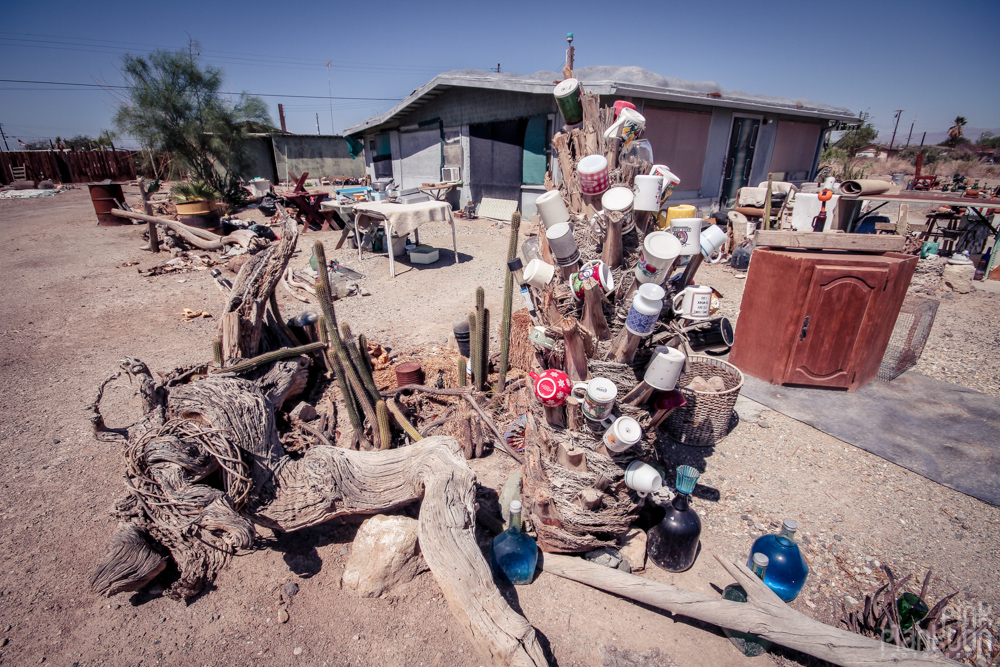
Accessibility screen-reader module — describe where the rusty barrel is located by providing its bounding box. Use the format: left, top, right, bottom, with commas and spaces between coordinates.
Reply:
88, 183, 126, 226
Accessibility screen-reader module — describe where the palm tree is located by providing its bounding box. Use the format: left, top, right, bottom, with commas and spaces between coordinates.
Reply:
947, 116, 968, 147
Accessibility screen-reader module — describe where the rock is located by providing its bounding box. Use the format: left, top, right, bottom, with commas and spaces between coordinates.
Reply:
498, 471, 523, 527
706, 376, 726, 392
341, 515, 427, 597
942, 263, 974, 293
37, 180, 55, 190
293, 646, 303, 656
583, 546, 623, 569
687, 376, 713, 392
289, 402, 318, 422
278, 609, 289, 624
617, 527, 647, 572
282, 582, 299, 597
758, 419, 771, 429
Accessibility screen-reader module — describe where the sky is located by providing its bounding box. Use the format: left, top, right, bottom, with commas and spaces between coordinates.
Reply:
1, 0, 998, 149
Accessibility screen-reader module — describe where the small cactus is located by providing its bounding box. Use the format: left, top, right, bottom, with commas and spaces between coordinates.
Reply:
342, 322, 379, 403
468, 311, 479, 390
211, 342, 326, 375
328, 349, 368, 448
475, 287, 488, 391
458, 357, 467, 387
376, 400, 391, 450
357, 333, 373, 375
317, 317, 334, 376
479, 308, 490, 392
497, 210, 521, 392
212, 339, 223, 366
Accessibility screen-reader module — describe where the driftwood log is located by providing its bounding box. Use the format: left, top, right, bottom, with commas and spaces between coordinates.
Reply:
110, 208, 224, 251
543, 554, 960, 667
89, 360, 546, 666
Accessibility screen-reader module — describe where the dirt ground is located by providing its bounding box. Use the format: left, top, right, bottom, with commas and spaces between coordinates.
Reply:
0, 187, 997, 667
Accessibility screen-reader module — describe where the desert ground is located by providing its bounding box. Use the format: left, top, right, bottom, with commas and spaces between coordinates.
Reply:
0, 186, 997, 666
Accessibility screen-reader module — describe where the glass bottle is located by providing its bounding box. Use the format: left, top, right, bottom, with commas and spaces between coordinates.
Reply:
723, 553, 773, 657
747, 519, 809, 602
647, 466, 701, 572
489, 500, 538, 585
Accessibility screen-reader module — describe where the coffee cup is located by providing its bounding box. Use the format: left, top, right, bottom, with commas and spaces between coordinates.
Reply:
545, 222, 580, 266
636, 231, 681, 284
523, 258, 555, 288
535, 190, 570, 229
657, 204, 696, 231
669, 217, 702, 256
529, 369, 572, 407
604, 108, 645, 147
577, 154, 610, 195
601, 186, 635, 234
644, 345, 687, 391
650, 165, 680, 205
672, 285, 713, 321
553, 78, 583, 125
571, 259, 614, 299
624, 460, 662, 497
603, 416, 642, 453
571, 377, 618, 421
700, 224, 727, 264
686, 316, 734, 352
633, 175, 662, 213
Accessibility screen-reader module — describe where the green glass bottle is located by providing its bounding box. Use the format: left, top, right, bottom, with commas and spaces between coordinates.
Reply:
723, 553, 773, 657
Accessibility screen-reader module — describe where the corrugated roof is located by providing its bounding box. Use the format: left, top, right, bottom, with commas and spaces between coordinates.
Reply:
344, 66, 857, 135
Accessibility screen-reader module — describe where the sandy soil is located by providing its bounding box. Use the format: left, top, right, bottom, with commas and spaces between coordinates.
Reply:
0, 187, 997, 667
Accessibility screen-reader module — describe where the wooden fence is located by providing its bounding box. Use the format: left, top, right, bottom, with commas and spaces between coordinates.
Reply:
1, 150, 137, 185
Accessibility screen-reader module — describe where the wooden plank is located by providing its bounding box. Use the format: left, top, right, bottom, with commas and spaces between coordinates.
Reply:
756, 230, 904, 252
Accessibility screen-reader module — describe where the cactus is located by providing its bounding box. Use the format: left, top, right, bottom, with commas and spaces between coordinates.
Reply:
497, 210, 521, 393
376, 400, 391, 450
330, 324, 380, 446
313, 240, 333, 304
314, 279, 340, 348
479, 307, 490, 392
385, 397, 422, 442
475, 287, 488, 391
211, 342, 327, 375
342, 322, 379, 404
357, 333, 373, 376
458, 357, 467, 387
316, 316, 334, 376
269, 292, 299, 347
468, 311, 479, 390
212, 339, 224, 367
328, 349, 369, 448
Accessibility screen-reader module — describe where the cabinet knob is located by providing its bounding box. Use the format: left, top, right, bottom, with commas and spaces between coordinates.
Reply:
799, 316, 810, 340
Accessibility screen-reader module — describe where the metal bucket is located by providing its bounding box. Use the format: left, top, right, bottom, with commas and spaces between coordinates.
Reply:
88, 183, 126, 226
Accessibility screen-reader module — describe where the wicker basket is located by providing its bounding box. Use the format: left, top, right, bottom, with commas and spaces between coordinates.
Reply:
663, 356, 744, 447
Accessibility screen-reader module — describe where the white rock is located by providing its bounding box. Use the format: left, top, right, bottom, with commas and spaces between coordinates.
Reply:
289, 402, 318, 422
942, 263, 974, 294
341, 515, 427, 597
617, 527, 647, 572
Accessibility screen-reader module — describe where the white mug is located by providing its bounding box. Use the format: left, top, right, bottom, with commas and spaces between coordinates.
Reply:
523, 258, 555, 288
603, 416, 642, 453
633, 175, 662, 212
636, 231, 681, 284
625, 460, 662, 497
604, 108, 646, 146
644, 345, 686, 391
669, 218, 702, 256
700, 224, 727, 264
571, 377, 618, 421
650, 165, 681, 205
535, 190, 570, 229
672, 285, 713, 321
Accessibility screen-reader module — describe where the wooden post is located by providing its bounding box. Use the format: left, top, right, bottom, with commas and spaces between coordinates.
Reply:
897, 203, 909, 236
581, 283, 610, 341
559, 262, 579, 281
611, 331, 642, 364
762, 173, 773, 230
565, 396, 583, 430
539, 221, 556, 265
605, 137, 620, 172
139, 177, 159, 253
562, 317, 590, 382
602, 212, 624, 269
221, 312, 244, 360
543, 404, 566, 429
679, 253, 704, 289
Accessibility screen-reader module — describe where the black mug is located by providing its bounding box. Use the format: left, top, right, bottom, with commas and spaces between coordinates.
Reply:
686, 316, 734, 352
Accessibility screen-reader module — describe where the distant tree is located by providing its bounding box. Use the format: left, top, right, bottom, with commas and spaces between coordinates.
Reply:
977, 131, 1000, 150
834, 112, 878, 157
23, 139, 50, 150
113, 46, 273, 205
946, 116, 968, 147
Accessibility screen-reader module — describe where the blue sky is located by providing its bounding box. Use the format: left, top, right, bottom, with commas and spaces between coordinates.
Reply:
1, 0, 998, 148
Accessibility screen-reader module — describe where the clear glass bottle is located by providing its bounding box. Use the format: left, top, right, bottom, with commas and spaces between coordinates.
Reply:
489, 500, 538, 585
723, 552, 773, 657
747, 519, 809, 602
647, 465, 701, 572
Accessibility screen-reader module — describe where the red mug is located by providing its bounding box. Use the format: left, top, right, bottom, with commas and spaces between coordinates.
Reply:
529, 369, 572, 406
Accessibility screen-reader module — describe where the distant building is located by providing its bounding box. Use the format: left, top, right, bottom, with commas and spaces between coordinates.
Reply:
243, 133, 365, 183
344, 66, 857, 214
856, 144, 900, 160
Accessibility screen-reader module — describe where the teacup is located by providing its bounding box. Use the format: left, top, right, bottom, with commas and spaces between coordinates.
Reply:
625, 460, 663, 497
700, 224, 727, 264
603, 416, 642, 453
529, 369, 572, 406
570, 259, 614, 300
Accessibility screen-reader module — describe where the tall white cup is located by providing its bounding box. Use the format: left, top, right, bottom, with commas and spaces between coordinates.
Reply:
644, 345, 687, 391
669, 217, 702, 256
633, 175, 662, 212
535, 190, 570, 229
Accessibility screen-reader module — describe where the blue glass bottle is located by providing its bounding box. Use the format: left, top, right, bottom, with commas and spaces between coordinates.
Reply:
647, 466, 701, 572
489, 500, 538, 585
723, 553, 773, 657
747, 519, 809, 602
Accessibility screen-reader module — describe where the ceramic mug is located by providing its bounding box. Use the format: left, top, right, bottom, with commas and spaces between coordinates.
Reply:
577, 154, 610, 195
571, 377, 618, 421
700, 224, 727, 263
545, 222, 580, 266
672, 285, 713, 321
553, 78, 583, 125
625, 460, 663, 497
657, 204, 697, 232
636, 231, 681, 284
633, 175, 663, 212
570, 259, 614, 299
523, 258, 556, 288
535, 190, 570, 229
604, 108, 645, 146
601, 186, 635, 234
613, 100, 636, 117
644, 345, 687, 391
650, 165, 681, 205
669, 217, 702, 256
626, 283, 666, 336
603, 416, 642, 453
529, 369, 573, 406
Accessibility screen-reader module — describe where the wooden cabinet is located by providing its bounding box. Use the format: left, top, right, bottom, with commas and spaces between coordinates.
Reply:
729, 248, 917, 392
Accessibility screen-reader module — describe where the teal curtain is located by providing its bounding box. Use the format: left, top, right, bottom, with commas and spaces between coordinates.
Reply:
522, 115, 547, 185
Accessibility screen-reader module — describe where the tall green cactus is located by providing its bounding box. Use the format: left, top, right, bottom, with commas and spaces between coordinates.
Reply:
211, 342, 327, 375
317, 277, 367, 447
497, 211, 521, 393
342, 322, 379, 404
316, 317, 334, 376
479, 308, 490, 392
468, 311, 478, 390
458, 357, 467, 387
357, 333, 373, 375
376, 400, 391, 450
475, 286, 488, 391
328, 349, 368, 449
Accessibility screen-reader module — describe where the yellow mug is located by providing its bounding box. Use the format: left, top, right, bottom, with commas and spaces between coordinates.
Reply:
656, 204, 697, 231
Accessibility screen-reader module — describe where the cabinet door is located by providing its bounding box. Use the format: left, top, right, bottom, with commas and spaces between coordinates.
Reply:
783, 264, 888, 388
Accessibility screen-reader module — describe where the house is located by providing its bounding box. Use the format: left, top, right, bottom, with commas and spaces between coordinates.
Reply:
856, 144, 900, 160
344, 66, 857, 214
242, 133, 365, 184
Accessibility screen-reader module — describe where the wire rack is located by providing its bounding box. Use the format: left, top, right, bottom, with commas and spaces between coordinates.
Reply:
878, 295, 939, 382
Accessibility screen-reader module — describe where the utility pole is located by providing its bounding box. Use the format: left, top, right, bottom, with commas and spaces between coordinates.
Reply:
278, 104, 287, 133
326, 60, 335, 135
888, 109, 904, 151
920, 131, 926, 147
0, 123, 9, 151
315, 113, 321, 135
904, 118, 915, 149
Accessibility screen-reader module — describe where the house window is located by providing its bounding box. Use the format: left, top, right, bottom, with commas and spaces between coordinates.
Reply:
770, 120, 822, 180
641, 107, 713, 188
372, 132, 392, 179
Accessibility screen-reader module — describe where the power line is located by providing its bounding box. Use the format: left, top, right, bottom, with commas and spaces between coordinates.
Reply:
0, 78, 402, 101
